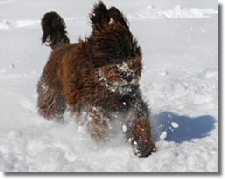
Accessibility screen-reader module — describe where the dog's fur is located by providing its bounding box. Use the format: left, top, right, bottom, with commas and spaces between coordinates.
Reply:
37, 1, 155, 157
42, 11, 70, 50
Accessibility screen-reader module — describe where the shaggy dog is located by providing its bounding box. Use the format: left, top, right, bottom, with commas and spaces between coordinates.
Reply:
37, 1, 155, 157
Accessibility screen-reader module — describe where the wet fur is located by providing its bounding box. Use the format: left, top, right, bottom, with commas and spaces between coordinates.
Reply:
37, 1, 155, 157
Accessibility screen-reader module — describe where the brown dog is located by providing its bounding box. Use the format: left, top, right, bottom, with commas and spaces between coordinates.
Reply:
37, 1, 155, 157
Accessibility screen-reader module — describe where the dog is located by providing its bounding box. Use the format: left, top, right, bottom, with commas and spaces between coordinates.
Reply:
37, 1, 156, 157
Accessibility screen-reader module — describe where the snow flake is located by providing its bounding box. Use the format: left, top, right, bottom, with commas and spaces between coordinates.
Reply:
122, 125, 127, 133
160, 131, 167, 140
171, 122, 179, 128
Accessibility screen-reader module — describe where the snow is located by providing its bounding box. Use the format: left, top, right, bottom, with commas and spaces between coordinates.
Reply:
122, 125, 127, 133
160, 131, 167, 140
171, 122, 179, 128
135, 5, 218, 19
0, 0, 218, 172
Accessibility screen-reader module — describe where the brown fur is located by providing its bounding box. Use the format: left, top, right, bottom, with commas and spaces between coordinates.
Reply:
37, 1, 155, 157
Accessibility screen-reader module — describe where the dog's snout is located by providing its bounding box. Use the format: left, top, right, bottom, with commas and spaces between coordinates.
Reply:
119, 70, 135, 83
127, 74, 134, 83
127, 70, 135, 83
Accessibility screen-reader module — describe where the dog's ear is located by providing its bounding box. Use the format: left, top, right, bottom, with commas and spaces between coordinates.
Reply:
90, 1, 110, 31
108, 7, 129, 28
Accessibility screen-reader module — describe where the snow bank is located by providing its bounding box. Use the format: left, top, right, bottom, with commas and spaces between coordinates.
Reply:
0, 20, 12, 30
134, 5, 218, 19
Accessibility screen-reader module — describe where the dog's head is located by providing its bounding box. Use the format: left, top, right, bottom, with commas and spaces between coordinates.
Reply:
89, 2, 142, 95
96, 57, 142, 95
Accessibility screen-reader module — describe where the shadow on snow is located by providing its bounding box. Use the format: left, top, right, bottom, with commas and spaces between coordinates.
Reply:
152, 112, 216, 143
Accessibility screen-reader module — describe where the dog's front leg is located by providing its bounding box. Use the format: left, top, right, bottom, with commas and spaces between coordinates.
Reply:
85, 106, 112, 142
125, 101, 156, 157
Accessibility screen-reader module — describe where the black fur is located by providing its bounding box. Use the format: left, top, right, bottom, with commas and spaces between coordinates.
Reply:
42, 11, 70, 50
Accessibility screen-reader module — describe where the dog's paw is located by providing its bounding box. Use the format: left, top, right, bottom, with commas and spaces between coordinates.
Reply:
132, 140, 156, 158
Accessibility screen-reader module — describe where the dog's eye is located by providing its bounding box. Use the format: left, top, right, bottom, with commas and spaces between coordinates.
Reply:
119, 71, 127, 79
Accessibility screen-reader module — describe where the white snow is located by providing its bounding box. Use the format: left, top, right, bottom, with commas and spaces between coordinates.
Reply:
122, 125, 127, 133
0, 0, 218, 172
171, 122, 179, 128
135, 5, 218, 19
160, 131, 167, 140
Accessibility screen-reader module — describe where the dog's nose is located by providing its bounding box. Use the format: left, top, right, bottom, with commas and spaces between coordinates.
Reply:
127, 74, 134, 83
127, 71, 135, 82
119, 71, 134, 83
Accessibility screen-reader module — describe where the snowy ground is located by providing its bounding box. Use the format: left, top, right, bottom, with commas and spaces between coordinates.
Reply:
0, 0, 218, 172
